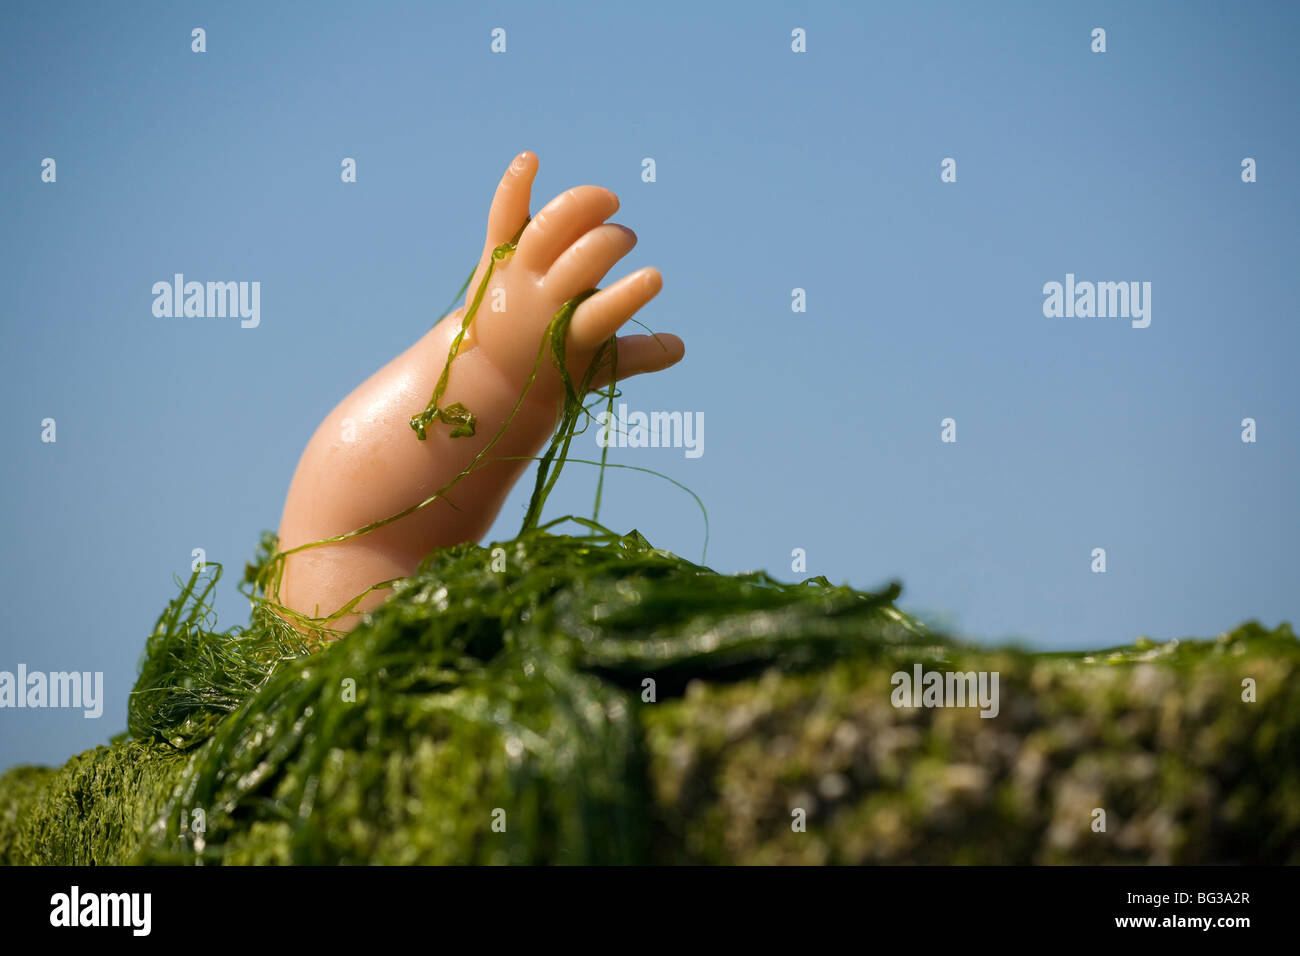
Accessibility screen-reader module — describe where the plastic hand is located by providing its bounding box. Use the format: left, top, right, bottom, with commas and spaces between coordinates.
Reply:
457, 150, 683, 393
273, 152, 685, 632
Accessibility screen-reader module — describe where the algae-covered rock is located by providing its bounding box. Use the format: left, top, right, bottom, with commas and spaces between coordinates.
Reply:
642, 623, 1300, 864
0, 740, 186, 865
1, 528, 1296, 865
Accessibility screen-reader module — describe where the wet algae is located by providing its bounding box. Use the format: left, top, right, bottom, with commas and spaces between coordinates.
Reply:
2, 530, 1296, 865
2, 248, 1297, 865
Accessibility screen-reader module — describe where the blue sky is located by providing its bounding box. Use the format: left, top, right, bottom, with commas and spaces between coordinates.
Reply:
2, 0, 1296, 770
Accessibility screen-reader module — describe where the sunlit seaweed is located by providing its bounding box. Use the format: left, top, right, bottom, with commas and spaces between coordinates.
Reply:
1, 248, 1297, 865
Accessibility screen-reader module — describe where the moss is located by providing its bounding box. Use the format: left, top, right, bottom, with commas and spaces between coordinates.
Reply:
642, 621, 1300, 864
1, 529, 1296, 864
0, 740, 185, 865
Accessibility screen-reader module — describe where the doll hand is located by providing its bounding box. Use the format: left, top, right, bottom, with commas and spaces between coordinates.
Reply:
460, 151, 685, 394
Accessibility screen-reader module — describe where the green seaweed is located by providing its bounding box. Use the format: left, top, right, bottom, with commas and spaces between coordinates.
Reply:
407, 220, 530, 442
135, 524, 933, 864
2, 245, 1297, 865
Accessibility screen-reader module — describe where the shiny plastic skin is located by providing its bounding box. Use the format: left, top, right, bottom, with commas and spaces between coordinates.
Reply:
275, 151, 685, 629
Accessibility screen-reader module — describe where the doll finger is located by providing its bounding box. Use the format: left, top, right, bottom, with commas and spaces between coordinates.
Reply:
586, 333, 684, 390
484, 150, 537, 250
568, 267, 662, 350
515, 185, 619, 272
465, 152, 539, 303
543, 224, 638, 305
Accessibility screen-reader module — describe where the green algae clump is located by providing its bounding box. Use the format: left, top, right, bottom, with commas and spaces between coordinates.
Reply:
1, 535, 1297, 864
3, 247, 1297, 865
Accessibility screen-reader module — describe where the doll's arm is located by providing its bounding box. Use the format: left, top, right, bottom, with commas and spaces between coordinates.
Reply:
273, 152, 684, 631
